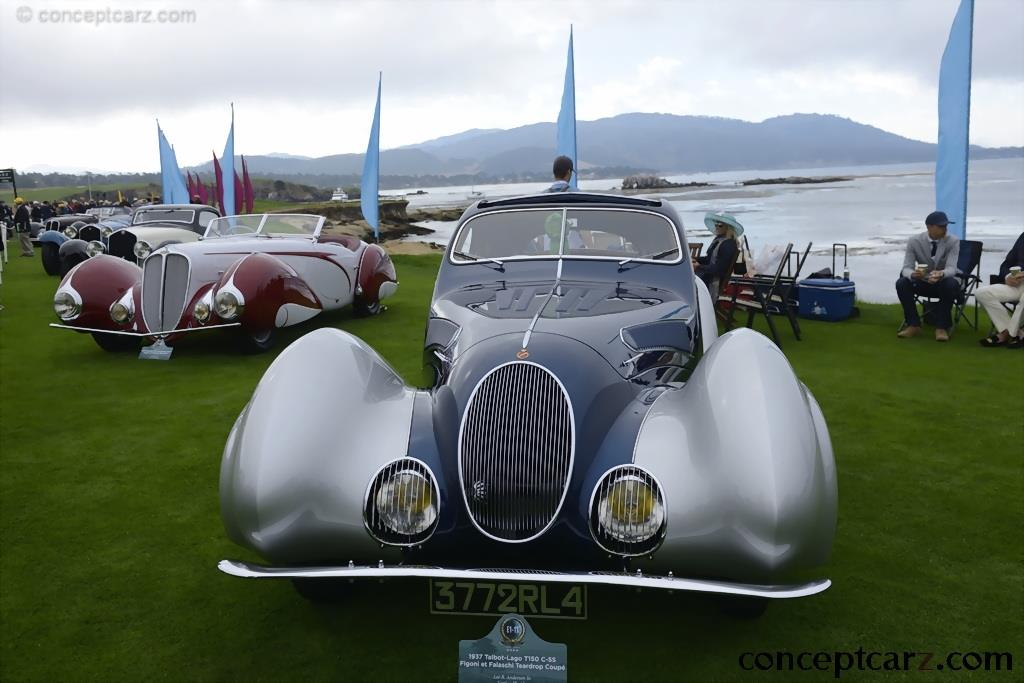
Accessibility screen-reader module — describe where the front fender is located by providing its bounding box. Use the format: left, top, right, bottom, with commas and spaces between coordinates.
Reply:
56, 255, 142, 330
218, 252, 321, 331
220, 328, 416, 564
632, 328, 837, 583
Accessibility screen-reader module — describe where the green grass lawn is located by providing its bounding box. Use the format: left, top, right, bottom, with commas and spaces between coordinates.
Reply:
11, 184, 154, 204
1, 253, 1021, 682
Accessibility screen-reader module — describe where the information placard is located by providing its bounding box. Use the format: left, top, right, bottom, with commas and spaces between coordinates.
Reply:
458, 613, 567, 683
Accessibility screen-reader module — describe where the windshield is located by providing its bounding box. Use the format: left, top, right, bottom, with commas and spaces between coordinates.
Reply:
451, 208, 681, 263
203, 213, 323, 239
133, 209, 195, 225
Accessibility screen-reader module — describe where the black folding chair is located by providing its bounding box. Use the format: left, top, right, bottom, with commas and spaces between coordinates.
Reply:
723, 243, 797, 347
985, 273, 1020, 333
913, 239, 983, 332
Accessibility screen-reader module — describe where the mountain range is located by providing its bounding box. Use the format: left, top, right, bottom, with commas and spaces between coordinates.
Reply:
183, 113, 1020, 188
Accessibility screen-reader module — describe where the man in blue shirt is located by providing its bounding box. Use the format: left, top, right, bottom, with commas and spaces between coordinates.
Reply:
546, 156, 573, 193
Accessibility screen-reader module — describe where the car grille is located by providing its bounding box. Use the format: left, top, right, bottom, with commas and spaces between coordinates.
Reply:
107, 230, 136, 260
78, 225, 101, 243
141, 253, 190, 333
459, 362, 574, 542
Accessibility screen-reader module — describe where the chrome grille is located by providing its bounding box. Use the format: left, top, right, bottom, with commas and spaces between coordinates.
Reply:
459, 362, 574, 542
107, 231, 136, 260
364, 458, 439, 546
589, 465, 666, 557
140, 253, 190, 333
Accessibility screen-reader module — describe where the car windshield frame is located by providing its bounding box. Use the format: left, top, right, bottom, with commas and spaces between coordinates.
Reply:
132, 209, 196, 226
202, 213, 326, 240
448, 207, 684, 266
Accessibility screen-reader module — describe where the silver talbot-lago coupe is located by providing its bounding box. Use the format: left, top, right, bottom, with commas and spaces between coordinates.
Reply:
218, 194, 837, 615
51, 213, 397, 352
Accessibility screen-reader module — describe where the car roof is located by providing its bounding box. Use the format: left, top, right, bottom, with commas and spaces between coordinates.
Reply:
138, 204, 219, 212
462, 191, 683, 229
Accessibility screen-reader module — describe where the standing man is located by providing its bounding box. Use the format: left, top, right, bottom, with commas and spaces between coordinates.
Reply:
896, 211, 961, 341
546, 155, 574, 193
13, 197, 33, 257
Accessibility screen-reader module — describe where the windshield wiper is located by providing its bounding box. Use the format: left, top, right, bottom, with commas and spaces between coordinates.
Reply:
618, 248, 679, 270
453, 250, 505, 271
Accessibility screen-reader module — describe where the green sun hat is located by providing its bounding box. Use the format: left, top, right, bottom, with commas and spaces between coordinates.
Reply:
704, 211, 744, 237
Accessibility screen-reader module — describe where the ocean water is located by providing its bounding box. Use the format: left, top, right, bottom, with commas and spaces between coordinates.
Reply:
399, 158, 1024, 303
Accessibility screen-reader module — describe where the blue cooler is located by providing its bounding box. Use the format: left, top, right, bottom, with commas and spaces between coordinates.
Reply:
798, 278, 856, 321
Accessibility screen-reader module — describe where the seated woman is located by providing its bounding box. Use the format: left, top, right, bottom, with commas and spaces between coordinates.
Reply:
694, 211, 743, 292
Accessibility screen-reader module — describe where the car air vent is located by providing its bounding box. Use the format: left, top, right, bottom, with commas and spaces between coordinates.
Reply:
459, 362, 574, 542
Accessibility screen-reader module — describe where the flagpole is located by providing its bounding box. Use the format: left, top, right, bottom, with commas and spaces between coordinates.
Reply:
962, 0, 974, 238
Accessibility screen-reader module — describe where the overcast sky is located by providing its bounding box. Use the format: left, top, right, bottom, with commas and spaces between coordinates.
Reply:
1, 0, 1021, 173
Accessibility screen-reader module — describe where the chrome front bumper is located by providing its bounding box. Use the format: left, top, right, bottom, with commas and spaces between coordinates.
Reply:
218, 560, 830, 599
49, 322, 240, 337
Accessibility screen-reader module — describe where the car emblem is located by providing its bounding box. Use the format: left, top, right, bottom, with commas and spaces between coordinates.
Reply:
516, 349, 529, 359
499, 616, 527, 646
472, 481, 487, 501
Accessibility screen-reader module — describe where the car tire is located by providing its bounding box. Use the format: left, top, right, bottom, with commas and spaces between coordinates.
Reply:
718, 596, 769, 619
91, 332, 140, 353
41, 243, 62, 276
291, 579, 350, 604
353, 295, 382, 317
241, 329, 275, 353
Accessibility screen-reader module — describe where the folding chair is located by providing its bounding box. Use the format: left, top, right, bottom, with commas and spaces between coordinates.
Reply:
689, 243, 703, 259
912, 239, 983, 333
722, 243, 797, 347
713, 246, 741, 323
984, 273, 1020, 334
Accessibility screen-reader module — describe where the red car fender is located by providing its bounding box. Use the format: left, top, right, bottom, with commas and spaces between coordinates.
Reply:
62, 255, 141, 330
357, 244, 397, 305
217, 253, 321, 331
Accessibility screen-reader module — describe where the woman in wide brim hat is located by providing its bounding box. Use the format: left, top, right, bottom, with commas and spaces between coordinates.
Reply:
694, 211, 744, 292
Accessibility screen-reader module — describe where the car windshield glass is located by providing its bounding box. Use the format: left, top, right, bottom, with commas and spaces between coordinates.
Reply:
203, 214, 322, 239
132, 209, 195, 225
451, 208, 680, 262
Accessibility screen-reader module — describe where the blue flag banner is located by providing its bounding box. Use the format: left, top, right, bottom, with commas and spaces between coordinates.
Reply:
556, 26, 578, 190
361, 73, 382, 239
222, 105, 236, 216
157, 121, 189, 204
935, 0, 973, 240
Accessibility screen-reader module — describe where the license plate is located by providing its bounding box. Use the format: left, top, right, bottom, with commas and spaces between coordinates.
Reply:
429, 579, 588, 620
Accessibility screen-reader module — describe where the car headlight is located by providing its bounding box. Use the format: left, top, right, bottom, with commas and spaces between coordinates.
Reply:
365, 459, 439, 544
214, 290, 243, 320
87, 240, 105, 258
194, 292, 212, 324
63, 226, 78, 238
100, 226, 113, 238
54, 290, 82, 321
591, 466, 665, 556
133, 240, 152, 260
109, 291, 134, 324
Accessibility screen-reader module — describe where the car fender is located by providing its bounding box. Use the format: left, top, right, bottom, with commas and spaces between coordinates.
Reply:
631, 327, 836, 582
220, 328, 415, 564
55, 255, 142, 330
38, 230, 68, 247
217, 252, 321, 331
357, 244, 399, 304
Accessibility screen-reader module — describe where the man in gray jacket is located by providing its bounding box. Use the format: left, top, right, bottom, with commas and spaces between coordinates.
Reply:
896, 211, 961, 341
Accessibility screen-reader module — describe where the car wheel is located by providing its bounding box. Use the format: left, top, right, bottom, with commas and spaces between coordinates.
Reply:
41, 243, 62, 276
353, 295, 382, 317
718, 596, 769, 619
241, 329, 275, 353
91, 332, 141, 353
291, 578, 350, 604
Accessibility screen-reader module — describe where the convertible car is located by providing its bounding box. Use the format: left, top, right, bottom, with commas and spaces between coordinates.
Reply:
50, 213, 397, 353
217, 194, 837, 614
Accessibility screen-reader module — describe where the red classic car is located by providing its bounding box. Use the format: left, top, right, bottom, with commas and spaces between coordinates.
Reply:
50, 213, 397, 353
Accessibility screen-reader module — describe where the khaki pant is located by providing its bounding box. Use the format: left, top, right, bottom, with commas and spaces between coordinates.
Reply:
18, 231, 33, 256
976, 282, 1024, 335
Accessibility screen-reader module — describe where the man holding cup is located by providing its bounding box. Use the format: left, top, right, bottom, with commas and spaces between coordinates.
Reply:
976, 232, 1024, 349
896, 211, 961, 341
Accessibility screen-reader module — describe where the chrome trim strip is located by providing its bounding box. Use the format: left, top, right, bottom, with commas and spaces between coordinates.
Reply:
217, 560, 831, 599
457, 360, 576, 544
448, 207, 684, 267
49, 322, 241, 336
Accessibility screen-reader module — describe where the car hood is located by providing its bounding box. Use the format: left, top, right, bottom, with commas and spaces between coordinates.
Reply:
128, 226, 201, 245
